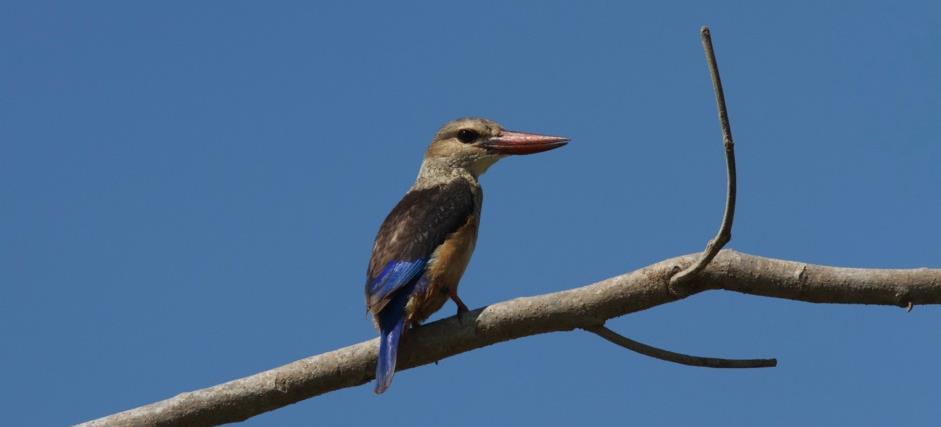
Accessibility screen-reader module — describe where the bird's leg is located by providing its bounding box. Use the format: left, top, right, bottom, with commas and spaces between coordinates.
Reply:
448, 288, 470, 317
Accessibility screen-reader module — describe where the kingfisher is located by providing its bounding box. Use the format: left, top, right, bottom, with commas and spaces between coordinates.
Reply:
365, 117, 568, 394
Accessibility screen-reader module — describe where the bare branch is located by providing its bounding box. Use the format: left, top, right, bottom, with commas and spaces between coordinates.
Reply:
79, 250, 941, 427
670, 26, 738, 291
583, 324, 776, 368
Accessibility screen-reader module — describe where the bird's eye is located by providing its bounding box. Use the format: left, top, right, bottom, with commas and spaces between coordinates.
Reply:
456, 129, 479, 143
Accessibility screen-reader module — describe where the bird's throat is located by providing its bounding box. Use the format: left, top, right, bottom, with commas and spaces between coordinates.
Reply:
415, 156, 493, 188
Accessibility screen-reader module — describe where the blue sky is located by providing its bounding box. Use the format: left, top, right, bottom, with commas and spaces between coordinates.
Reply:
2, 1, 939, 425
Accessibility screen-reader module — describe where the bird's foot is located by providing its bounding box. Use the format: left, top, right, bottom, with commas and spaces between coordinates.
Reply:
449, 290, 470, 324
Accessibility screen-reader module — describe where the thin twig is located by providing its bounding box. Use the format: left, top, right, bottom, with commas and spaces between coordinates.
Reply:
670, 26, 738, 291
583, 324, 776, 368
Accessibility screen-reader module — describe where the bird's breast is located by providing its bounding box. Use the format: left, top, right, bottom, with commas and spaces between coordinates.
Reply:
427, 213, 479, 285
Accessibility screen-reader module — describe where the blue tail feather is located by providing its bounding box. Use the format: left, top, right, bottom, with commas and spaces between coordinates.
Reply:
375, 312, 405, 394
374, 277, 423, 394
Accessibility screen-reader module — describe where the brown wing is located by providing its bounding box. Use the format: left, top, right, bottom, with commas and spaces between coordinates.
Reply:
364, 178, 475, 313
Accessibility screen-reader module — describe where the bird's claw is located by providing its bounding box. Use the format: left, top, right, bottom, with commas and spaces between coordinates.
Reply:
450, 291, 470, 325
449, 288, 468, 308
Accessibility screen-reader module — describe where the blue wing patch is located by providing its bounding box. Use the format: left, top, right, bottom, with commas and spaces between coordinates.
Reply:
366, 259, 427, 313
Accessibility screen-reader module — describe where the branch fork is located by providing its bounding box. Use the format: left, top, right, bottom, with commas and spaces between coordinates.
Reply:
587, 26, 764, 370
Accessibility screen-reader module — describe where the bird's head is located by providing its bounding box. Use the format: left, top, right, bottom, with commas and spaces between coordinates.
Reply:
422, 117, 569, 178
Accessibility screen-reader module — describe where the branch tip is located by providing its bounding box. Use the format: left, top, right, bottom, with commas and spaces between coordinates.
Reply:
669, 25, 737, 291
584, 325, 776, 369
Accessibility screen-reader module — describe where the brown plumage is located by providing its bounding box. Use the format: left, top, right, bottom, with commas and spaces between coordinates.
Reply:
365, 117, 568, 393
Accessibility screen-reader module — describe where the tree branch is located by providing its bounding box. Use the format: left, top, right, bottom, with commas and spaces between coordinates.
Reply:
79, 250, 941, 426
582, 324, 776, 368
670, 26, 737, 291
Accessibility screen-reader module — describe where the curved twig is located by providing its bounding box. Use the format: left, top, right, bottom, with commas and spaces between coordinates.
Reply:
583, 324, 775, 368
670, 26, 738, 291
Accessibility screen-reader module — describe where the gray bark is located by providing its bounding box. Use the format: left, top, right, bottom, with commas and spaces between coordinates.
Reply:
77, 250, 941, 427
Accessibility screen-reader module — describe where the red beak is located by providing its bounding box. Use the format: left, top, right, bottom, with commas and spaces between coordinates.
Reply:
481, 130, 569, 155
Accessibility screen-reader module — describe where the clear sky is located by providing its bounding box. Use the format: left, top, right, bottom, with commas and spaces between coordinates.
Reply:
2, 1, 939, 426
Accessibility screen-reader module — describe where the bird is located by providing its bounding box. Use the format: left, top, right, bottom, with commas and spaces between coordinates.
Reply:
365, 117, 568, 394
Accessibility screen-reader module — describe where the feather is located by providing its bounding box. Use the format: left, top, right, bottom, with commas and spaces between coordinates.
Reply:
374, 276, 426, 394
366, 259, 427, 314
365, 179, 475, 315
